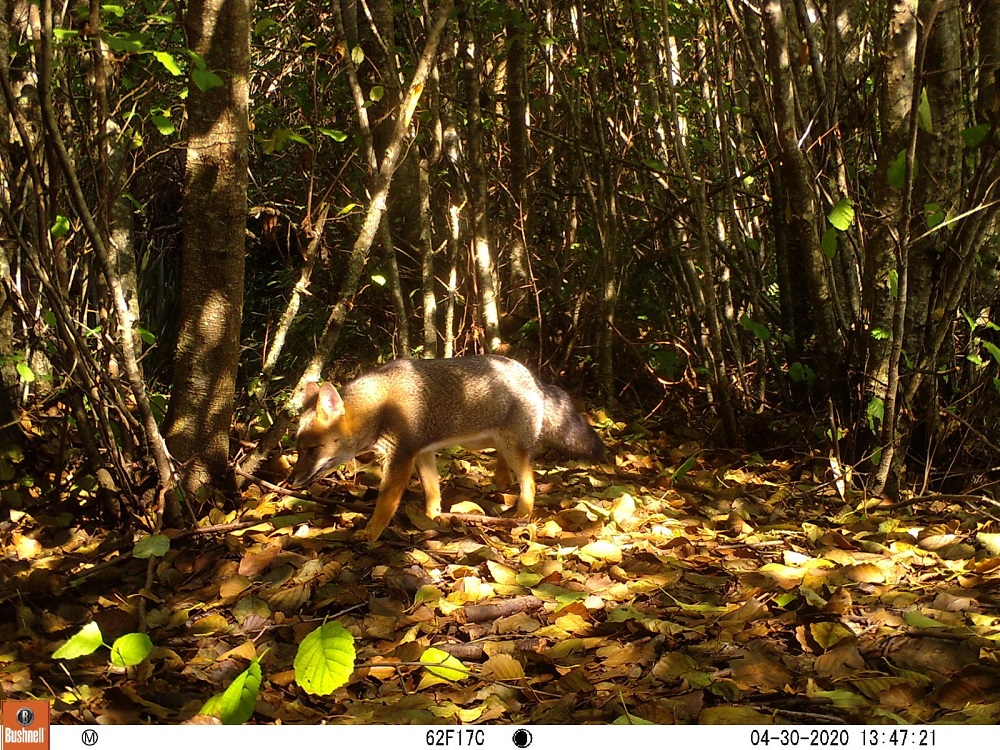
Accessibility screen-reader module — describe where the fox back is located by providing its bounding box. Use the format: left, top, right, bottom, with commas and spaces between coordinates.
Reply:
289, 355, 603, 541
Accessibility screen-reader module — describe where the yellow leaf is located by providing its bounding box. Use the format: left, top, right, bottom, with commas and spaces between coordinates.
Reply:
610, 494, 636, 527
191, 614, 230, 636
578, 540, 622, 563
420, 647, 471, 681
13, 532, 42, 560
486, 560, 519, 585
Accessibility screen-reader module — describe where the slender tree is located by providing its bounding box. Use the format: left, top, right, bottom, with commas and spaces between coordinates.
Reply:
163, 0, 251, 505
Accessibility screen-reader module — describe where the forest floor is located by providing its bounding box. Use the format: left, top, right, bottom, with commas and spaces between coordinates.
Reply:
2, 417, 1000, 724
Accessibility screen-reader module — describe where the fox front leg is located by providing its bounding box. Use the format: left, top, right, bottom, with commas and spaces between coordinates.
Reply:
362, 453, 416, 542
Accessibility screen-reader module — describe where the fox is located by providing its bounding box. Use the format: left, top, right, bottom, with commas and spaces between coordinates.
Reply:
287, 355, 605, 542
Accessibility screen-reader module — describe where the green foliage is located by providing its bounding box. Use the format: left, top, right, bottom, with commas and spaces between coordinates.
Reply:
153, 51, 183, 76
924, 202, 945, 230
110, 633, 154, 667
821, 227, 839, 259
827, 198, 854, 231
192, 68, 225, 92
16, 360, 35, 384
917, 88, 933, 133
866, 397, 884, 433
53, 622, 105, 659
962, 123, 989, 149
788, 362, 815, 385
672, 453, 698, 482
293, 621, 357, 696
739, 314, 770, 342
201, 655, 264, 724
50, 215, 71, 238
886, 150, 917, 189
54, 622, 154, 667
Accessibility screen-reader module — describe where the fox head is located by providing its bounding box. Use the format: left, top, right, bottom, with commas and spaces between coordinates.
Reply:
287, 381, 360, 488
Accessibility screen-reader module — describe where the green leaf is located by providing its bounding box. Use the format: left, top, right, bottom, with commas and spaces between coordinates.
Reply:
870, 327, 890, 340
531, 583, 588, 608
866, 397, 884, 433
924, 202, 945, 230
110, 632, 153, 667
53, 28, 79, 41
192, 68, 224, 91
187, 50, 208, 70
888, 269, 899, 299
318, 128, 348, 142
962, 123, 989, 149
16, 362, 35, 384
200, 693, 224, 718
983, 341, 1000, 364
420, 647, 471, 682
903, 611, 946, 629
138, 327, 157, 345
294, 621, 356, 696
738, 314, 770, 342
827, 197, 854, 231
672, 453, 698, 482
215, 656, 263, 724
371, 274, 387, 286
153, 51, 182, 76
788, 362, 815, 384
351, 45, 364, 65
103, 32, 145, 54
254, 18, 280, 36
887, 150, 907, 189
51, 215, 71, 238
53, 622, 106, 659
370, 85, 384, 102
151, 113, 175, 135
102, 5, 126, 17
134, 533, 170, 559
337, 203, 359, 216
821, 227, 838, 259
917, 87, 933, 133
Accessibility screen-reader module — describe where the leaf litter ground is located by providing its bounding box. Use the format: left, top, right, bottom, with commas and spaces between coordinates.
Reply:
2, 425, 1000, 724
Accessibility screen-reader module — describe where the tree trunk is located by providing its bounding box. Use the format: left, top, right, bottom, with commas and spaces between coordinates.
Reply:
459, 0, 502, 352
164, 0, 250, 505
762, 0, 842, 399
855, 0, 917, 483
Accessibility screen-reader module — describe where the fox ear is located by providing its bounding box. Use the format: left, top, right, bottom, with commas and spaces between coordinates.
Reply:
317, 382, 345, 419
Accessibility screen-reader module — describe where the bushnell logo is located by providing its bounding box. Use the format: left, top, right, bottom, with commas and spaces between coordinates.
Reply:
2, 700, 50, 750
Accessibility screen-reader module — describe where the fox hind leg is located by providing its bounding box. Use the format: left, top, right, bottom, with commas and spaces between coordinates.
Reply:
415, 451, 442, 519
497, 441, 535, 517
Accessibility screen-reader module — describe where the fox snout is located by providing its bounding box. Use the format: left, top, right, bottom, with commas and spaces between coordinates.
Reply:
287, 446, 336, 488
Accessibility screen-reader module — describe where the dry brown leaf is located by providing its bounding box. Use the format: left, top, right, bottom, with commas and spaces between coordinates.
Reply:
219, 574, 252, 599
815, 642, 865, 679
482, 653, 525, 681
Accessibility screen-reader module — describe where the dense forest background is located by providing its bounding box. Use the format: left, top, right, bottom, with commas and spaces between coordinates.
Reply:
3, 0, 1000, 726
3, 0, 1000, 512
